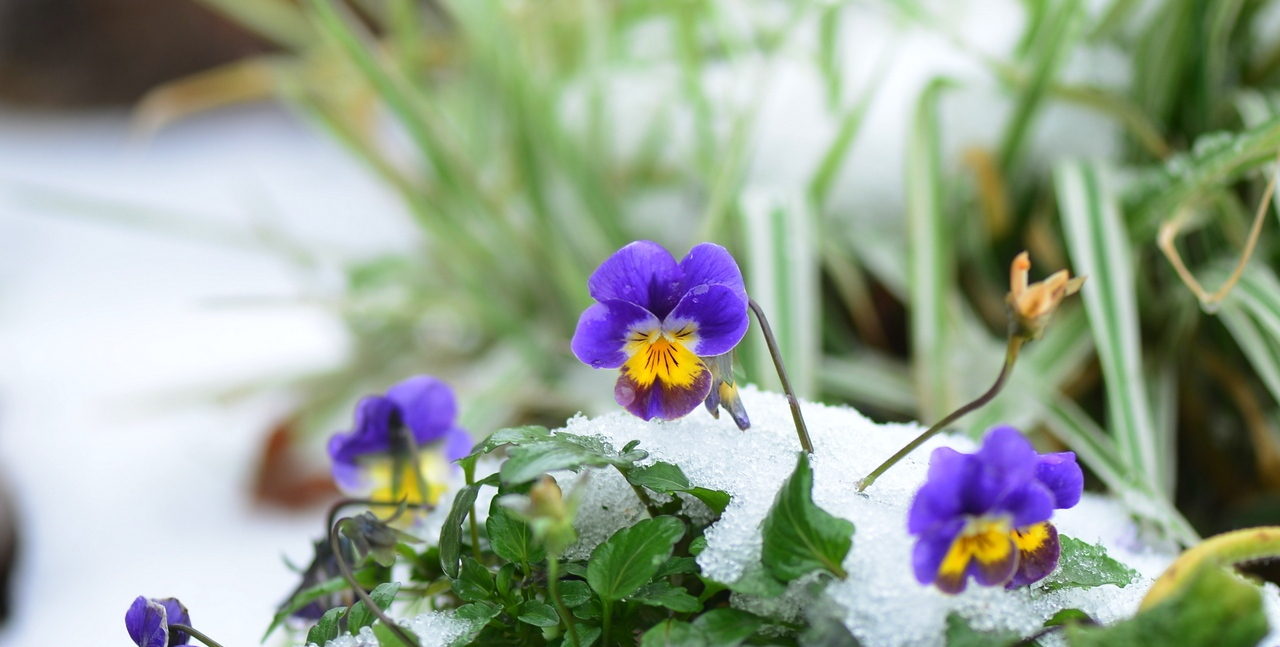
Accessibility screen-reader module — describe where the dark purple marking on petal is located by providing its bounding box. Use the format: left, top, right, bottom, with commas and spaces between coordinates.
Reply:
997, 480, 1055, 529
155, 598, 190, 646
386, 376, 458, 445
666, 284, 749, 357
968, 533, 1019, 588
911, 518, 964, 586
678, 243, 747, 303
1035, 452, 1083, 510
588, 241, 683, 318
1007, 522, 1060, 589
571, 300, 660, 369
125, 597, 169, 647
328, 396, 399, 468
614, 366, 711, 421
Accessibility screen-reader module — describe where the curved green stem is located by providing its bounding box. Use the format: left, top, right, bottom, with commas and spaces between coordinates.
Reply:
547, 557, 579, 647
330, 520, 420, 647
857, 336, 1024, 492
1143, 526, 1280, 609
748, 298, 814, 454
169, 624, 226, 647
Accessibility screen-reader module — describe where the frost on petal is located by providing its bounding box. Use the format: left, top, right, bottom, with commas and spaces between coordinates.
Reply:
587, 240, 683, 318
386, 375, 458, 445
678, 242, 747, 303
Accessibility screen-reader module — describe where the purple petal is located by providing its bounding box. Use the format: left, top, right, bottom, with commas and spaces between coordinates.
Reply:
911, 518, 964, 585
328, 396, 398, 468
614, 366, 712, 421
443, 426, 474, 463
908, 448, 973, 533
571, 300, 661, 369
1007, 522, 1060, 589
1035, 452, 1083, 510
588, 241, 683, 318
970, 426, 1039, 510
155, 598, 190, 645
678, 243, 747, 303
996, 481, 1055, 530
386, 376, 458, 445
125, 597, 169, 647
665, 284, 749, 356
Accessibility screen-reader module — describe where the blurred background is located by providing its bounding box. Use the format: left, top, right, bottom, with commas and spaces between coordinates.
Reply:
5, 0, 1280, 643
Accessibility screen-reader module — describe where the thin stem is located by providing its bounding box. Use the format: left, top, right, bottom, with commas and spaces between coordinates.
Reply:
857, 336, 1024, 492
748, 298, 814, 454
463, 461, 482, 561
547, 557, 580, 647
169, 624, 226, 647
601, 599, 613, 647
330, 520, 420, 647
326, 498, 432, 533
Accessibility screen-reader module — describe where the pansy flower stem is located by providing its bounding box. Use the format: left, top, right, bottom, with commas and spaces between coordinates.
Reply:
463, 461, 482, 561
748, 298, 814, 454
546, 556, 580, 647
857, 336, 1025, 492
329, 516, 421, 647
167, 624, 226, 647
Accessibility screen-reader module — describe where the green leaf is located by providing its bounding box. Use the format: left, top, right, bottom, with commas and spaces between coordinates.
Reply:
467, 425, 551, 459
453, 556, 495, 603
653, 556, 698, 579
516, 600, 560, 627
454, 600, 503, 624
501, 438, 621, 484
370, 621, 419, 647
1041, 536, 1138, 592
1064, 565, 1267, 647
559, 579, 593, 607
945, 613, 1020, 647
686, 488, 731, 515
568, 624, 603, 647
689, 536, 707, 556
629, 581, 702, 613
562, 562, 589, 579
692, 608, 763, 647
1057, 161, 1164, 493
761, 453, 854, 582
641, 620, 708, 647
726, 563, 787, 599
439, 484, 481, 579
626, 461, 691, 492
495, 563, 516, 600
347, 582, 400, 632
487, 503, 546, 566
305, 606, 345, 646
587, 516, 685, 602
1046, 608, 1095, 627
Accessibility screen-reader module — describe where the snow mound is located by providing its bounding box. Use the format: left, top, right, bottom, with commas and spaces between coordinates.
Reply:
303, 611, 473, 647
553, 386, 1275, 647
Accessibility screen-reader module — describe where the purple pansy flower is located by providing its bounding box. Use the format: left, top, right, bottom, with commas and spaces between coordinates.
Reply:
907, 426, 1083, 594
572, 241, 750, 422
125, 596, 191, 647
327, 376, 472, 510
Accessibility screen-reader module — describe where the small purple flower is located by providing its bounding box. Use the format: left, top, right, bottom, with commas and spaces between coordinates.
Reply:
907, 426, 1082, 594
327, 376, 473, 508
125, 596, 191, 647
572, 241, 750, 421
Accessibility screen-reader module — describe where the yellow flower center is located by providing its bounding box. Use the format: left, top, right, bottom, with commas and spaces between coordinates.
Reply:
365, 450, 450, 519
939, 516, 1014, 578
621, 324, 704, 388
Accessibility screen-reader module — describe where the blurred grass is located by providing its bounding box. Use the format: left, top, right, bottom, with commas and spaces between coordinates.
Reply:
125, 0, 1280, 543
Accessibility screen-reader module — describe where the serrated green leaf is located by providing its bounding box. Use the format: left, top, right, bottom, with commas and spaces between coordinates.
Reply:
1042, 535, 1138, 591
467, 425, 551, 459
516, 600, 560, 627
559, 579, 593, 607
945, 613, 1020, 647
348, 582, 399, 632
641, 620, 708, 647
440, 484, 481, 579
692, 608, 762, 647
1064, 565, 1267, 647
568, 624, 603, 647
305, 606, 345, 646
454, 600, 503, 624
453, 556, 495, 602
501, 440, 617, 484
626, 461, 691, 492
629, 581, 702, 613
487, 503, 546, 566
653, 556, 698, 579
686, 488, 731, 515
587, 516, 685, 602
761, 453, 854, 582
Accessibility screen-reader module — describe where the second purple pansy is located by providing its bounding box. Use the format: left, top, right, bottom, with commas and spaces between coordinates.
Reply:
125, 596, 191, 647
571, 241, 750, 422
906, 426, 1083, 594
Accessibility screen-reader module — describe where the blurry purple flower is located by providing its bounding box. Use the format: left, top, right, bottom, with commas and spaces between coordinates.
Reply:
572, 241, 749, 421
327, 376, 472, 509
125, 596, 191, 647
907, 426, 1082, 594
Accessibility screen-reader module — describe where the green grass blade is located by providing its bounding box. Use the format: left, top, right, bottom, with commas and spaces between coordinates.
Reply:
196, 0, 315, 49
1056, 161, 1164, 493
997, 0, 1083, 174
